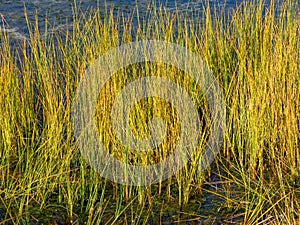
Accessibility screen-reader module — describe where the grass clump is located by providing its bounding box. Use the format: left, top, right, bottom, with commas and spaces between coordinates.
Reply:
0, 0, 299, 224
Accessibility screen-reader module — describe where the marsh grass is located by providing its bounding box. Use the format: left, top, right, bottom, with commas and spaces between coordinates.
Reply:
0, 0, 299, 224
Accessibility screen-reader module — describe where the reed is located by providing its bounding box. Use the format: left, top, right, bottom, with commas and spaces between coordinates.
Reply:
0, 0, 299, 224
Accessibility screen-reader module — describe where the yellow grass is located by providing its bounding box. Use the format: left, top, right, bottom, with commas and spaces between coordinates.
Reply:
0, 0, 299, 224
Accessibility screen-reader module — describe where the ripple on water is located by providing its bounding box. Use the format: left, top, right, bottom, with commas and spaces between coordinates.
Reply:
0, 0, 249, 41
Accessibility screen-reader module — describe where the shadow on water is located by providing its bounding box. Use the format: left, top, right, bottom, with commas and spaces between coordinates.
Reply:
142, 164, 243, 225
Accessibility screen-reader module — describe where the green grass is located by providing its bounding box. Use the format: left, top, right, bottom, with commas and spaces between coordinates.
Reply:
0, 0, 299, 224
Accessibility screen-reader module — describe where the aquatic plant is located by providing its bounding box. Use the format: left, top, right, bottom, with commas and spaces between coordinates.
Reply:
0, 0, 299, 224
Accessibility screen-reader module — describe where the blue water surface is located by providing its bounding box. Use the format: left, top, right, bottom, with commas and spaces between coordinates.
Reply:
0, 0, 271, 40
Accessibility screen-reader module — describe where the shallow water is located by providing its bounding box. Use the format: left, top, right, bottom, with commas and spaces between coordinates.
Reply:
0, 0, 262, 40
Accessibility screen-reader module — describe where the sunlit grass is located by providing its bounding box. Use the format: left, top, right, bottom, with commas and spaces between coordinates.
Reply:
0, 0, 299, 224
